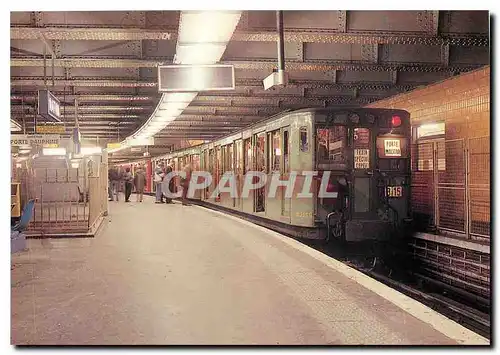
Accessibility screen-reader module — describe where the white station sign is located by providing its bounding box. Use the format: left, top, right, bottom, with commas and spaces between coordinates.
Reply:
11, 134, 60, 147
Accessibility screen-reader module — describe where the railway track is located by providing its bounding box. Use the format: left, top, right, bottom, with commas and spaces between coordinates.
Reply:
191, 199, 490, 340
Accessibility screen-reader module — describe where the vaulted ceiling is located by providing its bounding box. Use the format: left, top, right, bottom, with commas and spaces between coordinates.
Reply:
10, 10, 489, 162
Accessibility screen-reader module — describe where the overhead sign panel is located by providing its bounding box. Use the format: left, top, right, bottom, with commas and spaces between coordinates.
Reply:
11, 134, 60, 147
35, 123, 65, 134
38, 90, 61, 122
158, 64, 235, 92
127, 137, 155, 146
107, 142, 122, 150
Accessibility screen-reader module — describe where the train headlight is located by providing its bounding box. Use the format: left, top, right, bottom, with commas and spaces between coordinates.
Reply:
391, 115, 402, 127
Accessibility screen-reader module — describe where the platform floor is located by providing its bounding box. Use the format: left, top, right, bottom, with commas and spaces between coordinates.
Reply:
11, 196, 488, 345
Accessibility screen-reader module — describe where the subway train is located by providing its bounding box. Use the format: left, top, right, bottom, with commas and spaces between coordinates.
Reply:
146, 108, 413, 242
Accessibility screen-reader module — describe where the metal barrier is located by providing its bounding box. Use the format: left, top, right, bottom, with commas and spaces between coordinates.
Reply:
19, 160, 108, 235
411, 137, 490, 242
23, 167, 90, 234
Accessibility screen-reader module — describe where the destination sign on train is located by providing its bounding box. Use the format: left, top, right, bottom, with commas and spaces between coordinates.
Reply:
384, 139, 402, 157
11, 134, 60, 147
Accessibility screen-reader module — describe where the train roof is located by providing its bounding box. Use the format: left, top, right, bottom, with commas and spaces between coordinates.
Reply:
152, 106, 410, 161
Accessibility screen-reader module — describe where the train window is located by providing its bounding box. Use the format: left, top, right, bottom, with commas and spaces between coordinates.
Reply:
271, 130, 281, 172
283, 129, 289, 173
235, 140, 242, 175
228, 143, 234, 172
244, 139, 252, 173
353, 128, 370, 149
354, 177, 371, 213
255, 133, 266, 173
316, 126, 347, 163
300, 127, 308, 152
192, 154, 200, 171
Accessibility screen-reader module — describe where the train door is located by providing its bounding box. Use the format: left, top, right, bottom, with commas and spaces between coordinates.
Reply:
281, 126, 291, 221
351, 127, 376, 220
253, 132, 266, 213
208, 149, 214, 199
215, 146, 221, 202
235, 139, 243, 210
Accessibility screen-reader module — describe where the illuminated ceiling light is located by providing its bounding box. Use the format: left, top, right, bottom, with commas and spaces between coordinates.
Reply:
124, 11, 241, 146
162, 92, 198, 103
178, 11, 242, 43
11, 119, 22, 132
158, 100, 191, 111
175, 44, 227, 65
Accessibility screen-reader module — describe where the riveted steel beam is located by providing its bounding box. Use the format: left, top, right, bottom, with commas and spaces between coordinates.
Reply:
11, 77, 157, 87
11, 93, 155, 101
11, 27, 175, 41
13, 113, 142, 120
11, 104, 152, 112
231, 30, 488, 46
224, 60, 483, 73
10, 56, 484, 73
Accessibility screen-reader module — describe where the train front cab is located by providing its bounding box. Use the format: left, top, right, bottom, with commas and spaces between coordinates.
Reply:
315, 109, 412, 242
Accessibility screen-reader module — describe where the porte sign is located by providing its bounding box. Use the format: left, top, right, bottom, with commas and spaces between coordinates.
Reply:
384, 139, 401, 157
11, 134, 60, 147
354, 149, 370, 169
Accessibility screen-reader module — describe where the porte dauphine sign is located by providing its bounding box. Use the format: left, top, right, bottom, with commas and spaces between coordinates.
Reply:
11, 134, 61, 147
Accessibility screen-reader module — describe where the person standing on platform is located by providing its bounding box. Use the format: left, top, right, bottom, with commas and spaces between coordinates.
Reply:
134, 165, 146, 203
123, 167, 134, 202
181, 163, 192, 206
107, 168, 114, 201
164, 163, 174, 204
110, 167, 121, 201
154, 162, 166, 204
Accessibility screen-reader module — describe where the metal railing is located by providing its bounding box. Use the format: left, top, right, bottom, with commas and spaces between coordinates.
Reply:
411, 137, 490, 242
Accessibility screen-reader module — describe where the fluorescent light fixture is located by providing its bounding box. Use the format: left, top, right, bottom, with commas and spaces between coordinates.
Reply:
81, 147, 102, 155
19, 149, 31, 154
43, 147, 66, 156
175, 44, 227, 65
158, 100, 191, 111
125, 11, 241, 142
162, 92, 198, 103
16, 163, 22, 168
178, 11, 242, 43
11, 119, 22, 132
71, 162, 80, 169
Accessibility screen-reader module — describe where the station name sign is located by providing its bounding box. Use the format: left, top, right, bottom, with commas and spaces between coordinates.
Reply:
38, 90, 61, 122
11, 134, 60, 147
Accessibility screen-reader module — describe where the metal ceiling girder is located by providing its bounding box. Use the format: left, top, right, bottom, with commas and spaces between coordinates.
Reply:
177, 115, 261, 122
10, 27, 174, 41
231, 31, 488, 46
11, 77, 157, 87
10, 57, 483, 72
11, 104, 151, 111
11, 25, 488, 46
11, 93, 154, 101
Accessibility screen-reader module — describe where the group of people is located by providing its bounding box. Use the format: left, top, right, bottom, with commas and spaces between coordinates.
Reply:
107, 162, 193, 205
108, 165, 147, 203
153, 161, 192, 206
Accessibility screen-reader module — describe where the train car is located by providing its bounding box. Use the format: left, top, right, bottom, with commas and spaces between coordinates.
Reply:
153, 107, 412, 242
